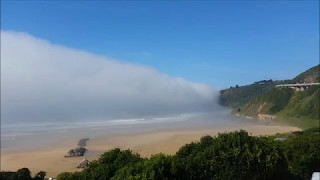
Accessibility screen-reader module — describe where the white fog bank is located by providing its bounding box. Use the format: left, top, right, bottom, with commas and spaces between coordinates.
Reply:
1, 31, 219, 124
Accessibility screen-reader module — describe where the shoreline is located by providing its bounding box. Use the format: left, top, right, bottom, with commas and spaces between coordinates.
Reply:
1, 123, 300, 177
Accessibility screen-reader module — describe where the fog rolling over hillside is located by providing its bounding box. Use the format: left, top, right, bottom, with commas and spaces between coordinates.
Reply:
1, 31, 218, 125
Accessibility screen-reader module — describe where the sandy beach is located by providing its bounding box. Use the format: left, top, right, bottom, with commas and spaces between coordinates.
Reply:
1, 124, 300, 177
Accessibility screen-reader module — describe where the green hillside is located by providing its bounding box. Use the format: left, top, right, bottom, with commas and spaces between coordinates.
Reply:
219, 81, 285, 108
240, 88, 294, 116
220, 64, 320, 129
280, 86, 319, 119
240, 86, 319, 128
291, 65, 320, 83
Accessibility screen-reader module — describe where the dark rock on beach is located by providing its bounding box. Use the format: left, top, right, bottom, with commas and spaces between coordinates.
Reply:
65, 147, 86, 157
77, 159, 90, 168
65, 138, 90, 157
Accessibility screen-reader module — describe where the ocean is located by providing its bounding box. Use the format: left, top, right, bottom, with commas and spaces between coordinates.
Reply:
1, 108, 260, 152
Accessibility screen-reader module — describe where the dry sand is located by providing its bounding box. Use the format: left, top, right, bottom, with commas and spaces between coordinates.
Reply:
1, 124, 300, 177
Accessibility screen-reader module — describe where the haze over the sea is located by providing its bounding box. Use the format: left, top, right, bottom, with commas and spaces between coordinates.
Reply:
2, 31, 218, 125
1, 31, 222, 151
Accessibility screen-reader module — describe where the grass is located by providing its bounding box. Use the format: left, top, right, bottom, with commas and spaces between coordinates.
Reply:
219, 81, 285, 108
279, 87, 319, 119
274, 115, 319, 130
291, 64, 320, 83
221, 64, 320, 130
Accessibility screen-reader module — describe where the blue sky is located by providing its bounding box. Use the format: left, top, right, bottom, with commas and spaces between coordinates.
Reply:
1, 1, 319, 88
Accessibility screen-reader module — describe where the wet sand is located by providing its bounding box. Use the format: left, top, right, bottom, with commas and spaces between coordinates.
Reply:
1, 124, 300, 177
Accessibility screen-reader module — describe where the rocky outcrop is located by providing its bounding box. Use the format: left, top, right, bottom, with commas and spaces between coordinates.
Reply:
258, 113, 276, 120
65, 147, 86, 157
77, 159, 90, 168
65, 138, 90, 158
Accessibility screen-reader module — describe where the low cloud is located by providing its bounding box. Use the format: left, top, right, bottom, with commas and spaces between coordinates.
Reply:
1, 31, 217, 124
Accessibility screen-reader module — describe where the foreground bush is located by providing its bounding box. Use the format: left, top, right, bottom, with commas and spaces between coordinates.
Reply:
56, 129, 320, 180
2, 129, 319, 180
0, 168, 45, 180
284, 128, 320, 179
174, 131, 288, 180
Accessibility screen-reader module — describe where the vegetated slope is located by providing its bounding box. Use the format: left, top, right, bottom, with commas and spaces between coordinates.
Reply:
240, 88, 294, 116
280, 86, 319, 119
291, 65, 320, 83
220, 65, 319, 109
241, 87, 319, 118
239, 65, 319, 128
219, 81, 285, 108
53, 129, 320, 180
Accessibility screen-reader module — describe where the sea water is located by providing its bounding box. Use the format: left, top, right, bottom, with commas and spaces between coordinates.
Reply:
1, 107, 260, 152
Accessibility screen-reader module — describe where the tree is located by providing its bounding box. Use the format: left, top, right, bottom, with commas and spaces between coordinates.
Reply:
57, 172, 73, 180
283, 128, 320, 179
33, 171, 46, 180
16, 168, 32, 180
0, 171, 16, 180
142, 154, 174, 180
174, 130, 288, 180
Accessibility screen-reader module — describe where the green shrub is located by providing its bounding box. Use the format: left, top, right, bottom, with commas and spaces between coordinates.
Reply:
283, 128, 320, 179
3, 129, 319, 180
